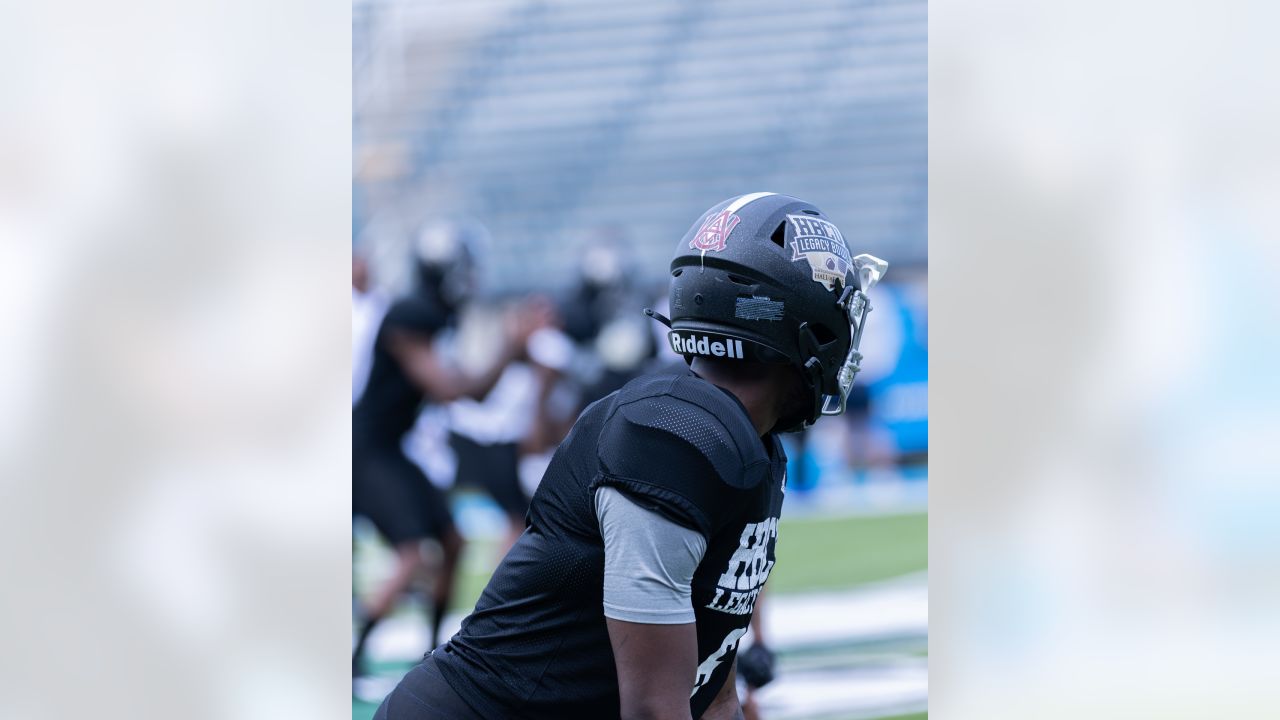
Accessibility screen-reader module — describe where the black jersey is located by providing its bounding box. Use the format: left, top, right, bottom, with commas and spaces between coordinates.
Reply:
434, 369, 787, 719
352, 295, 449, 446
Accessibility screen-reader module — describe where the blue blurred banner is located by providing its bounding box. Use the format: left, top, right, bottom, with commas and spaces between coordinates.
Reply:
869, 282, 928, 458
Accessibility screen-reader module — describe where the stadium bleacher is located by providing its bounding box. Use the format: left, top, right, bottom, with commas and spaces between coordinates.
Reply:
354, 0, 925, 293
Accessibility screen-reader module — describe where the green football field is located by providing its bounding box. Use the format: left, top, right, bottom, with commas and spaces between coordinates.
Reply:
440, 510, 928, 614
354, 509, 927, 719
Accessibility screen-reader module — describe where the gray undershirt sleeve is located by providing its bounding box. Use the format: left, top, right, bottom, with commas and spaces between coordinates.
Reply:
595, 485, 708, 624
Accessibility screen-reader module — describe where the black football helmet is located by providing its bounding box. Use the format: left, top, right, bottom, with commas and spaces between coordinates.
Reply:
648, 192, 887, 431
413, 218, 483, 314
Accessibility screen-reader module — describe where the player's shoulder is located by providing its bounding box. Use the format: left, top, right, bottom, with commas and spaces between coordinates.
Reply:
382, 295, 448, 336
613, 370, 746, 422
601, 370, 770, 489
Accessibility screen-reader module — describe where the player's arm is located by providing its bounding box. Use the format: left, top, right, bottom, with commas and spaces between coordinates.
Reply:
597, 487, 707, 720
699, 659, 744, 720
520, 306, 575, 455
606, 618, 697, 720
736, 589, 776, 700
386, 329, 515, 403
387, 303, 549, 402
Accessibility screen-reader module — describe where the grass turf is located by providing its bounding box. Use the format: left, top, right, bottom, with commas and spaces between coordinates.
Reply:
768, 511, 927, 594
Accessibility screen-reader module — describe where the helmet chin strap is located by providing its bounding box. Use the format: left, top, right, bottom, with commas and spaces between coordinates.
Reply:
796, 357, 825, 431
643, 307, 673, 328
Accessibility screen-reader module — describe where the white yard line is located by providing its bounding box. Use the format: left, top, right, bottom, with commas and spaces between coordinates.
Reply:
752, 662, 928, 720
761, 572, 928, 650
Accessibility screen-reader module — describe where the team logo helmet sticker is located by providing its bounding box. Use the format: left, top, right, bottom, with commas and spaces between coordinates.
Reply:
689, 209, 742, 253
787, 214, 853, 290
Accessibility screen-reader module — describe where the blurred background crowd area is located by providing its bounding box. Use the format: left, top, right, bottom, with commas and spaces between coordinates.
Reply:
353, 0, 928, 483
353, 1, 927, 718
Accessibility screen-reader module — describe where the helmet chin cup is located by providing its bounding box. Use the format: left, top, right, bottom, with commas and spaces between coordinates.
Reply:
797, 357, 825, 430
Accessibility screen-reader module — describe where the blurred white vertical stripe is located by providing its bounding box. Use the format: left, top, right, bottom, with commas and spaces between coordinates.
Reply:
0, 1, 350, 719
933, 0, 1280, 717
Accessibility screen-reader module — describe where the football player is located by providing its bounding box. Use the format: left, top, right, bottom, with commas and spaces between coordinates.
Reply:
352, 220, 545, 677
374, 193, 886, 718
447, 294, 571, 553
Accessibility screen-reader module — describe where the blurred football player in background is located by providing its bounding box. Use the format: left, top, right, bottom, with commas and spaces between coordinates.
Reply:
352, 251, 388, 406
352, 220, 548, 677
559, 228, 659, 408
374, 193, 886, 719
447, 294, 575, 552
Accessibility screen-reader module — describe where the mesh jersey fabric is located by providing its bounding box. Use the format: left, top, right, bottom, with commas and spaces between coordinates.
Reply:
432, 368, 787, 719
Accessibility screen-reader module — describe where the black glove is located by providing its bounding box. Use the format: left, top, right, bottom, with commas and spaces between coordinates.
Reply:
737, 643, 776, 689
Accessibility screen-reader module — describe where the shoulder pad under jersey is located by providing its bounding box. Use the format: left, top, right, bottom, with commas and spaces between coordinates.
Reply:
600, 372, 771, 490
382, 296, 448, 338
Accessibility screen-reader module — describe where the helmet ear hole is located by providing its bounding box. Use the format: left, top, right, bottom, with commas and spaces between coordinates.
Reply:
809, 323, 838, 346
770, 222, 786, 248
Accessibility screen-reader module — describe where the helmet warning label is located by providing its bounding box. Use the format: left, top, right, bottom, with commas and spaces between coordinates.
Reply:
787, 214, 853, 290
669, 332, 745, 359
735, 295, 785, 321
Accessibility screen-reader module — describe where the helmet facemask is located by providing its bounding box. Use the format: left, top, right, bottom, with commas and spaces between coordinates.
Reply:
815, 253, 888, 420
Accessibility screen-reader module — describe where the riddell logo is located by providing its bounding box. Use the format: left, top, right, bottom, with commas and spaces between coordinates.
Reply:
669, 333, 745, 359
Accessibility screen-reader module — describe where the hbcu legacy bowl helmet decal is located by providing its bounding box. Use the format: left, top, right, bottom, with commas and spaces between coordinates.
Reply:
787, 214, 853, 291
